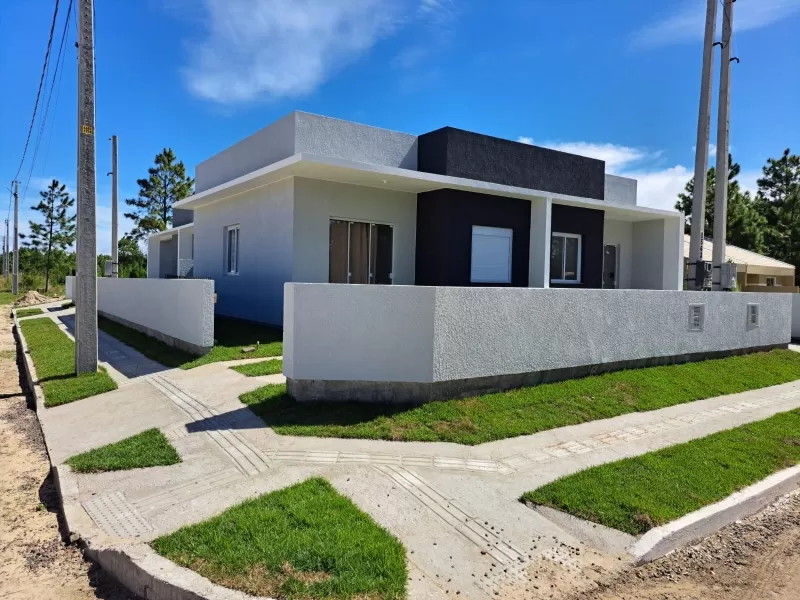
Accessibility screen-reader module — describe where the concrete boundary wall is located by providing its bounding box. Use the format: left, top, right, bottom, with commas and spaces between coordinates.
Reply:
66, 275, 75, 299
98, 278, 215, 355
284, 284, 792, 402
792, 294, 800, 340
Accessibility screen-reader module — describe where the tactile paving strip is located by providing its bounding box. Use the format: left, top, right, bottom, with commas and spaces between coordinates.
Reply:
82, 491, 154, 538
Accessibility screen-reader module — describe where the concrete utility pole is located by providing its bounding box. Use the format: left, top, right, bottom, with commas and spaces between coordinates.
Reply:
4, 219, 8, 277
12, 181, 19, 295
687, 0, 718, 290
110, 135, 118, 277
712, 0, 735, 291
75, 0, 98, 373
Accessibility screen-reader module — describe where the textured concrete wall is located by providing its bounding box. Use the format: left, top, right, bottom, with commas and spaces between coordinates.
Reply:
195, 113, 297, 193
284, 284, 791, 386
603, 219, 633, 289
292, 177, 417, 285
194, 112, 418, 193
97, 278, 215, 351
294, 112, 417, 170
792, 294, 800, 339
192, 178, 294, 326
604, 175, 637, 206
283, 284, 435, 382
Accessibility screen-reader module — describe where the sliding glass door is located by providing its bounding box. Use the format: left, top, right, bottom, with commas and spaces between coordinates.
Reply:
329, 220, 393, 284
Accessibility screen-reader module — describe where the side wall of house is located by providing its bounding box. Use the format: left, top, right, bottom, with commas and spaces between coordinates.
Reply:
159, 236, 178, 278
192, 178, 294, 326
631, 219, 665, 289
602, 219, 633, 289
292, 177, 417, 285
147, 236, 161, 278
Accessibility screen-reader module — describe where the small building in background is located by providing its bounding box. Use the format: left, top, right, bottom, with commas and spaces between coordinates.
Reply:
683, 234, 797, 293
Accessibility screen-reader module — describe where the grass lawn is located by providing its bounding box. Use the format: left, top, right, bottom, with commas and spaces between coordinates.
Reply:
152, 478, 406, 600
66, 428, 181, 473
240, 349, 800, 445
522, 409, 800, 535
97, 315, 282, 370
16, 307, 44, 318
20, 318, 117, 408
231, 359, 283, 377
0, 292, 21, 305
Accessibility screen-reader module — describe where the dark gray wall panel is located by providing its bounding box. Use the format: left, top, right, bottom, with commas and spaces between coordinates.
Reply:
418, 127, 606, 200
550, 204, 604, 289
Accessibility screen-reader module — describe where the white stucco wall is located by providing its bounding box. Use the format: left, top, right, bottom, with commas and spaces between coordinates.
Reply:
631, 219, 666, 290
98, 278, 215, 350
603, 219, 633, 289
194, 112, 418, 194
292, 177, 417, 285
528, 197, 551, 288
604, 174, 637, 206
192, 178, 294, 326
792, 294, 800, 339
284, 284, 791, 384
147, 236, 161, 278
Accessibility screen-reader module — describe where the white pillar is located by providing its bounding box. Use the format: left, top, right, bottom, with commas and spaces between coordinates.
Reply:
528, 197, 552, 288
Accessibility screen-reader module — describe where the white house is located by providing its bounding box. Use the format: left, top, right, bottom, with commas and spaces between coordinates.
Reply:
148, 111, 683, 326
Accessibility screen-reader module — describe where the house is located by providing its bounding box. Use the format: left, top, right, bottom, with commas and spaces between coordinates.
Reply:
148, 112, 683, 326
682, 235, 798, 293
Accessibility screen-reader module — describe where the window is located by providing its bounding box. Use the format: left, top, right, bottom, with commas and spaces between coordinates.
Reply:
688, 304, 705, 332
747, 303, 760, 329
550, 232, 582, 284
225, 225, 239, 274
471, 226, 513, 284
766, 277, 776, 287
329, 220, 393, 284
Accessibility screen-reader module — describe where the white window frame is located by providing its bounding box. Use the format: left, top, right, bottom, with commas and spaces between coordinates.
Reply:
470, 225, 513, 284
551, 232, 582, 284
225, 225, 240, 275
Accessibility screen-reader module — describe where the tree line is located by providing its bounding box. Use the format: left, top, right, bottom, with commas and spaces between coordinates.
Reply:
675, 149, 800, 283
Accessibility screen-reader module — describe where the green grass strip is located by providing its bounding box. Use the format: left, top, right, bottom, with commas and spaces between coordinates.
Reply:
16, 307, 44, 318
152, 478, 406, 600
240, 350, 800, 445
231, 359, 283, 377
0, 292, 21, 305
66, 428, 181, 473
522, 409, 800, 535
97, 315, 282, 370
20, 318, 117, 408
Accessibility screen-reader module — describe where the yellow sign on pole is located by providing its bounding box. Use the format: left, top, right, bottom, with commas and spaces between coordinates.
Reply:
80, 125, 94, 135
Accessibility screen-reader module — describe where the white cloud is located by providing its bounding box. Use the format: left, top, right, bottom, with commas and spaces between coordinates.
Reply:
632, 0, 800, 49
516, 137, 652, 173
622, 165, 692, 211
183, 0, 405, 103
417, 0, 455, 29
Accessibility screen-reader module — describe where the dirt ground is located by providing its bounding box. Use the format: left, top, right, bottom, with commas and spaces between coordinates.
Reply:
0, 309, 137, 600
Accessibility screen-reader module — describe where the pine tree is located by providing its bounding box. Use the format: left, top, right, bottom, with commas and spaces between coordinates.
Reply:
118, 234, 147, 278
125, 148, 194, 240
675, 156, 766, 252
21, 180, 76, 292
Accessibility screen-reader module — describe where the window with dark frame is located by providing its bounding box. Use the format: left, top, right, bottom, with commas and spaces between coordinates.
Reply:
225, 225, 239, 275
329, 219, 393, 284
550, 232, 582, 284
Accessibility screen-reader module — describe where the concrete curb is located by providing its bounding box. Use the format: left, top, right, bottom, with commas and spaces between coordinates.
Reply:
630, 465, 800, 563
15, 315, 271, 600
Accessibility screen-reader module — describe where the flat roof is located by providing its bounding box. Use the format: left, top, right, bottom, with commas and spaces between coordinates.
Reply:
175, 153, 679, 223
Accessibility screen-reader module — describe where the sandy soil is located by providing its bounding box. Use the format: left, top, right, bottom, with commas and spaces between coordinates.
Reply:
0, 308, 137, 600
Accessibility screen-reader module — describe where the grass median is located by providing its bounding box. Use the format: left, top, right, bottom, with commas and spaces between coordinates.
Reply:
20, 318, 117, 408
230, 358, 283, 377
97, 315, 282, 369
522, 409, 800, 535
66, 428, 181, 473
241, 349, 800, 445
152, 478, 406, 600
16, 307, 44, 318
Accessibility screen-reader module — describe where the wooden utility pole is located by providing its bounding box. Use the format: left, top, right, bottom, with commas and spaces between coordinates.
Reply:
711, 0, 735, 291
12, 181, 18, 295
111, 135, 118, 277
687, 0, 718, 290
75, 0, 98, 373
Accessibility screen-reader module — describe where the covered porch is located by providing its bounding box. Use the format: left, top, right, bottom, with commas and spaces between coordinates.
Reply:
147, 223, 195, 279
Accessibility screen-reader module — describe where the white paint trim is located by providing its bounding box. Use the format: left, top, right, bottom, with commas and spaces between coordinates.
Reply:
146, 222, 195, 239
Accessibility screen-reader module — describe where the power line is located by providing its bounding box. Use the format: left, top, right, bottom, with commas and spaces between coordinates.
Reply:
10, 0, 60, 185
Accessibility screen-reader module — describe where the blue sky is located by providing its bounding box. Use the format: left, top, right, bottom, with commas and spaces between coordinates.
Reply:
1, 0, 799, 253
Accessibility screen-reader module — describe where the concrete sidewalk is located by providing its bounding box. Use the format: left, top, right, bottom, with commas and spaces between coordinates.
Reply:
34, 338, 800, 600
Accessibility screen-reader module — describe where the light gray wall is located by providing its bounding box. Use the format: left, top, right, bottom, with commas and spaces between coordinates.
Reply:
98, 278, 215, 351
294, 112, 417, 170
292, 177, 417, 285
192, 178, 294, 326
528, 197, 551, 288
147, 236, 160, 278
603, 218, 633, 289
792, 294, 800, 339
631, 219, 665, 289
173, 208, 194, 227
159, 236, 178, 278
194, 112, 418, 194
604, 174, 637, 206
284, 284, 792, 384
